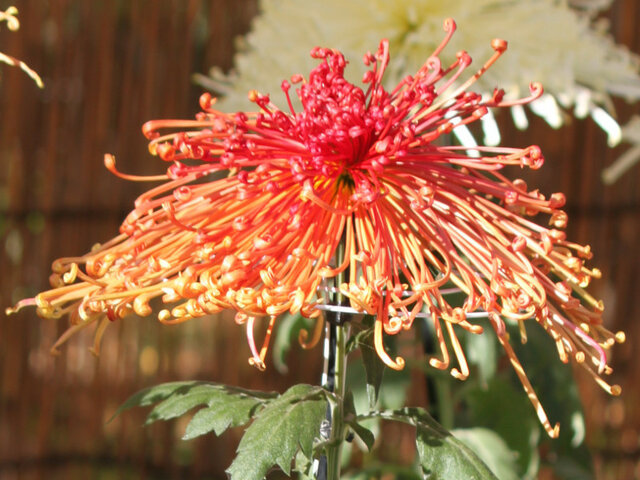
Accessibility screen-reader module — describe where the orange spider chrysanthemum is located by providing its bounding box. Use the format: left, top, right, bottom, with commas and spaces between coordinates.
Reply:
8, 19, 623, 437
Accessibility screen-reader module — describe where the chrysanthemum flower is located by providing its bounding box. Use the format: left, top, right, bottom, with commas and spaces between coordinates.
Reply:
198, 0, 640, 182
8, 19, 622, 437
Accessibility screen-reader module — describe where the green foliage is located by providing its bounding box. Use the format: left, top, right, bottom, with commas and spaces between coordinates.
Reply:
112, 381, 276, 439
115, 382, 329, 480
344, 390, 375, 451
348, 320, 385, 409
271, 312, 313, 374
368, 408, 499, 480
182, 394, 268, 440
112, 381, 195, 416
463, 323, 498, 387
111, 315, 595, 480
458, 319, 594, 479
342, 464, 422, 480
226, 384, 328, 480
508, 324, 594, 478
466, 377, 541, 478
452, 428, 520, 480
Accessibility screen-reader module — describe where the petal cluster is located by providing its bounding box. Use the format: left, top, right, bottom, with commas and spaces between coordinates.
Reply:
9, 19, 622, 437
202, 0, 640, 143
201, 0, 640, 182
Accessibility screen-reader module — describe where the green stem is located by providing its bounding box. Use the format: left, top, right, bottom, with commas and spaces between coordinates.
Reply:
324, 232, 349, 480
326, 323, 347, 480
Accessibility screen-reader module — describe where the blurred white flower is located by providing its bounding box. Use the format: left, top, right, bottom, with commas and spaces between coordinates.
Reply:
195, 0, 640, 183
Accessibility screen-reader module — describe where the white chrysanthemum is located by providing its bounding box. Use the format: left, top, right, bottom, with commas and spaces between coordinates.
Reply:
195, 0, 640, 182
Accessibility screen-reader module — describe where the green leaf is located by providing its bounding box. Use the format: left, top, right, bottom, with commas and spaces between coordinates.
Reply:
466, 378, 540, 479
507, 324, 594, 478
110, 381, 195, 421
183, 395, 267, 439
344, 390, 375, 451
226, 384, 328, 480
271, 312, 311, 374
378, 365, 411, 410
348, 419, 375, 452
377, 407, 499, 480
293, 448, 316, 480
342, 464, 423, 480
462, 321, 497, 386
344, 391, 376, 451
345, 318, 374, 353
145, 383, 272, 425
348, 317, 386, 409
111, 381, 276, 440
360, 331, 385, 409
452, 428, 520, 480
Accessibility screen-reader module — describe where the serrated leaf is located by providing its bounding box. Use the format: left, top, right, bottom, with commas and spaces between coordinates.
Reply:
452, 428, 520, 480
293, 449, 315, 480
183, 395, 266, 439
381, 407, 498, 480
109, 381, 199, 422
146, 383, 273, 425
226, 384, 328, 480
146, 384, 224, 424
111, 381, 276, 440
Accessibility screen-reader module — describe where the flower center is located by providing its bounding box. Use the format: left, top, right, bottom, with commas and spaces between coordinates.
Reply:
294, 48, 381, 177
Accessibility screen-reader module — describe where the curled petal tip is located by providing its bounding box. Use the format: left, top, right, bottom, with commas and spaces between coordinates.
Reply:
451, 368, 468, 380
491, 38, 508, 52
248, 358, 266, 371
387, 356, 405, 371
298, 328, 309, 342
429, 357, 448, 370
104, 153, 116, 170
443, 18, 456, 32
548, 423, 560, 439
298, 315, 324, 350
141, 121, 159, 139
374, 318, 405, 370
529, 82, 544, 97
156, 143, 175, 161
199, 92, 216, 110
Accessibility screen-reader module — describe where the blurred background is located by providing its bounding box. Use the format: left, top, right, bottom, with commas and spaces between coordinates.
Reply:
0, 0, 638, 478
